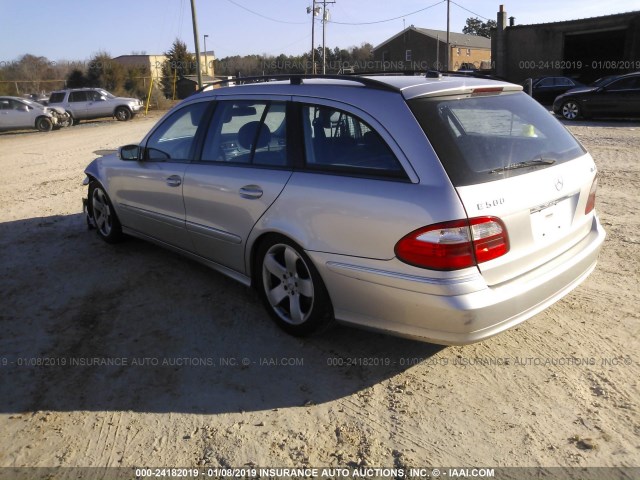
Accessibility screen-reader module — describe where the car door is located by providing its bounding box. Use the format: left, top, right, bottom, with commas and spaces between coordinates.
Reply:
0, 99, 23, 128
533, 78, 557, 104
182, 97, 293, 274
108, 100, 210, 251
85, 90, 112, 118
588, 76, 640, 116
65, 90, 90, 119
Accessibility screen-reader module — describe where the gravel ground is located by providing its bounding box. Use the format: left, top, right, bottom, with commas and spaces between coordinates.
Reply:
0, 113, 638, 474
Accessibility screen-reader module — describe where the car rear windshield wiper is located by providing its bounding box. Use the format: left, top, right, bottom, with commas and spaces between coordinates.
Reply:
489, 158, 556, 174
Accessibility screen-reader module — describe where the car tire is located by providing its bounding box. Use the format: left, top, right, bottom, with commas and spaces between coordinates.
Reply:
36, 117, 53, 132
561, 101, 580, 120
115, 107, 132, 121
256, 235, 334, 336
89, 182, 123, 243
64, 113, 76, 127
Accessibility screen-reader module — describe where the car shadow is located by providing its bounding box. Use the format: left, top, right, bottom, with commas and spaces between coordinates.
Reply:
0, 129, 44, 137
0, 213, 444, 415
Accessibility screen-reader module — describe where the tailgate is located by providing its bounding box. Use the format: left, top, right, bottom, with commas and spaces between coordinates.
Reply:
456, 153, 597, 285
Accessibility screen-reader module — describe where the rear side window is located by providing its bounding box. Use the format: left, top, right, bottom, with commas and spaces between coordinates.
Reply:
408, 92, 586, 186
302, 104, 404, 178
201, 100, 288, 167
69, 91, 88, 102
49, 92, 65, 103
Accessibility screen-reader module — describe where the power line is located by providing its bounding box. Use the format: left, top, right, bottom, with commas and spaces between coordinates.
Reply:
450, 1, 492, 22
222, 0, 307, 25
268, 32, 313, 56
327, 0, 445, 25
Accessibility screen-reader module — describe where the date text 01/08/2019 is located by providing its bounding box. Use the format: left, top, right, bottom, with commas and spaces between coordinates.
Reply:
518, 60, 640, 70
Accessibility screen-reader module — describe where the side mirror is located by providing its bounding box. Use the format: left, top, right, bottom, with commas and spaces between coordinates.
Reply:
119, 144, 141, 161
98, 96, 107, 101
18, 105, 29, 112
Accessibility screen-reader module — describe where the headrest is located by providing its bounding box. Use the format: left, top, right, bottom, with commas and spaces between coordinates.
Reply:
238, 121, 271, 150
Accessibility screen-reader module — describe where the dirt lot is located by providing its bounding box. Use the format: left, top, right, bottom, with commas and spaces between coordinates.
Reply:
0, 113, 638, 474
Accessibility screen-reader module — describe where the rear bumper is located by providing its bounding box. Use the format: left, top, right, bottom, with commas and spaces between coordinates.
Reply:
310, 215, 606, 345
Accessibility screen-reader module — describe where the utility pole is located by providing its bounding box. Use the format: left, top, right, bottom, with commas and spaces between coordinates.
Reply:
308, 0, 334, 75
446, 0, 450, 71
321, 0, 335, 74
322, 0, 327, 74
190, 0, 203, 88
204, 34, 209, 77
308, 2, 318, 74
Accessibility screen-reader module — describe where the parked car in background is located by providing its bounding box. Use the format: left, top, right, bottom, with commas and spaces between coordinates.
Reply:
523, 76, 584, 104
23, 93, 50, 105
553, 72, 640, 120
48, 88, 143, 125
83, 73, 605, 345
0, 96, 71, 132
590, 75, 619, 87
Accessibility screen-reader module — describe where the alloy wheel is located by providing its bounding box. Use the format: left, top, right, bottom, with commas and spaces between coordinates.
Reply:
92, 187, 113, 237
261, 243, 315, 325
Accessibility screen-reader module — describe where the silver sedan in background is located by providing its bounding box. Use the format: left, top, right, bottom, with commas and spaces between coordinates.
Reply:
0, 96, 71, 132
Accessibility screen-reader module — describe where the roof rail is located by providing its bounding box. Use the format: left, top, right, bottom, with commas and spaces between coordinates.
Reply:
344, 70, 425, 77
197, 74, 402, 93
344, 69, 503, 81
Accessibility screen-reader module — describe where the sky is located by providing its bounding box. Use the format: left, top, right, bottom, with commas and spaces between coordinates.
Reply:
0, 0, 638, 63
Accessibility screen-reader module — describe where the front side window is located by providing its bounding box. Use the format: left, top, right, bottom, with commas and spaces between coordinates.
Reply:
408, 92, 586, 186
145, 101, 209, 161
302, 104, 404, 178
86, 90, 102, 101
98, 89, 115, 99
201, 100, 288, 167
607, 77, 640, 91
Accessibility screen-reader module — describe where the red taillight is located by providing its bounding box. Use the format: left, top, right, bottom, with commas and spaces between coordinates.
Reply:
471, 87, 504, 96
585, 175, 598, 214
395, 217, 509, 270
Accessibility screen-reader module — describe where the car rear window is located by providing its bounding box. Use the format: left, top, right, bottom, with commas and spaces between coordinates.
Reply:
408, 92, 586, 186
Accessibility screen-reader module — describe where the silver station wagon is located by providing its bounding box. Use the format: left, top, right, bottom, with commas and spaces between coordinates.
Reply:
83, 74, 605, 345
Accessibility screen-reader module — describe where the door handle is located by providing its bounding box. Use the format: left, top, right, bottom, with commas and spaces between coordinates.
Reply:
239, 185, 263, 199
166, 175, 182, 187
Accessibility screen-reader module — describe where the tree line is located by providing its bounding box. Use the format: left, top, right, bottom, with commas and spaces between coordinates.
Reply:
0, 17, 493, 98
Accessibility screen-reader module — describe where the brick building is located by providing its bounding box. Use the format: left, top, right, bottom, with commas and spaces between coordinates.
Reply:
492, 6, 640, 83
113, 52, 215, 81
372, 26, 491, 71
